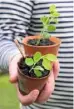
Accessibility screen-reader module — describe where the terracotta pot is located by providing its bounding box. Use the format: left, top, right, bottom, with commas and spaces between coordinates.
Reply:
23, 36, 61, 56
17, 65, 50, 95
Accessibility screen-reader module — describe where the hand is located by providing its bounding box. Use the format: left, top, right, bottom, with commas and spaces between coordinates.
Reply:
36, 60, 60, 103
9, 54, 39, 105
9, 54, 59, 105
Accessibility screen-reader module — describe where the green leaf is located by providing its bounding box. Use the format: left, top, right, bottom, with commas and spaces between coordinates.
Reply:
47, 25, 56, 32
42, 58, 52, 70
34, 66, 44, 71
33, 52, 42, 63
50, 4, 56, 13
25, 58, 34, 66
52, 12, 60, 17
45, 54, 57, 61
34, 69, 42, 77
40, 16, 49, 25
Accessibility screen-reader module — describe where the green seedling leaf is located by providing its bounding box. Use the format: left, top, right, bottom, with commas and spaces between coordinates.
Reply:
47, 25, 56, 32
52, 12, 60, 17
42, 58, 52, 70
34, 69, 42, 77
34, 66, 44, 71
25, 58, 34, 66
50, 4, 56, 13
33, 52, 42, 63
40, 16, 49, 25
45, 54, 57, 61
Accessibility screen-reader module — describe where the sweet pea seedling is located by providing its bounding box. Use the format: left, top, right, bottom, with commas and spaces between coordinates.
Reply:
25, 52, 57, 77
36, 4, 60, 45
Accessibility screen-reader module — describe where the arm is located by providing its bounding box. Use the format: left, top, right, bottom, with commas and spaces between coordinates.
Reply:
0, 0, 39, 105
0, 0, 34, 72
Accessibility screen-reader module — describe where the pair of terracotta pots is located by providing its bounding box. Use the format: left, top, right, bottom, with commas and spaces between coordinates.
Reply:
18, 36, 61, 94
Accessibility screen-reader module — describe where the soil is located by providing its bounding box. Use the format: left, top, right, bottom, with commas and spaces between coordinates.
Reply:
18, 57, 49, 78
27, 38, 54, 46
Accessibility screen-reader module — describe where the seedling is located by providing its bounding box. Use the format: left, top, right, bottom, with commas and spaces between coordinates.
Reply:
25, 52, 57, 77
36, 4, 60, 45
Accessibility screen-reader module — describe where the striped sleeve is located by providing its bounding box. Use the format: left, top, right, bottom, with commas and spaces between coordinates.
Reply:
0, 0, 33, 72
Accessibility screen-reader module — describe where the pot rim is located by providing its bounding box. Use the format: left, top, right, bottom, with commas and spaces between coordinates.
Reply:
18, 65, 51, 80
22, 36, 61, 48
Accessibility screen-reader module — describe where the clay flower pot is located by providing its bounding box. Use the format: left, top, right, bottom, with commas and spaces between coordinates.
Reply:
23, 36, 61, 56
18, 64, 50, 95
18, 63, 50, 94
17, 51, 57, 95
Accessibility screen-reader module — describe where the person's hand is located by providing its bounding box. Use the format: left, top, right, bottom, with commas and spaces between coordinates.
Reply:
9, 54, 39, 105
36, 60, 60, 103
9, 54, 59, 105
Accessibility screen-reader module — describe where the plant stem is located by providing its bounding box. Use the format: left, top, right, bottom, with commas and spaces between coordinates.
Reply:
29, 55, 45, 73
36, 28, 44, 45
29, 58, 40, 73
36, 38, 41, 45
36, 14, 54, 45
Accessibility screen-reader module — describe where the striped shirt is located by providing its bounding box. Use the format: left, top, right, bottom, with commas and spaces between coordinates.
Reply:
0, 0, 73, 109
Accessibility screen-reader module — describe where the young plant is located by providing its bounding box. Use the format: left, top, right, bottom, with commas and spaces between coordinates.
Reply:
25, 52, 57, 78
36, 4, 60, 45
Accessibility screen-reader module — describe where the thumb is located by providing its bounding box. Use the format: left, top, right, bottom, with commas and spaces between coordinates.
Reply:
9, 54, 22, 83
9, 62, 18, 83
9, 57, 18, 83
